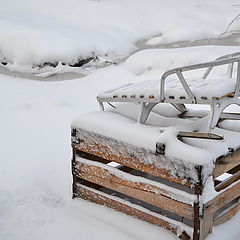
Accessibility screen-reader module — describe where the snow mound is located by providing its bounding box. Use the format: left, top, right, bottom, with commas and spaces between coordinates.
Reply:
0, 0, 239, 71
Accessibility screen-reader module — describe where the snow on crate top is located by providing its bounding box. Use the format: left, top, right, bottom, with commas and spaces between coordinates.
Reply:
97, 77, 236, 101
71, 103, 240, 168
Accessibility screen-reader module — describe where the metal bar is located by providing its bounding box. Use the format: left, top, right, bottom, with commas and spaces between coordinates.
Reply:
216, 52, 240, 61
97, 96, 215, 104
203, 53, 240, 79
99, 101, 104, 111
227, 62, 234, 78
162, 56, 240, 77
202, 66, 213, 79
137, 102, 146, 123
160, 75, 166, 101
171, 103, 187, 113
160, 56, 240, 102
176, 71, 196, 103
234, 61, 240, 97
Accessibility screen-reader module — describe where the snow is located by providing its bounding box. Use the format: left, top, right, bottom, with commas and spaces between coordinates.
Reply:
0, 0, 239, 72
1, 45, 240, 239
0, 73, 180, 240
201, 175, 240, 205
98, 76, 236, 101
1, 1, 240, 239
76, 183, 193, 237
123, 46, 240, 78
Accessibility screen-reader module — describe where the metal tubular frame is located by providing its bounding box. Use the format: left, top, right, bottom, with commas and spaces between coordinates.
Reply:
97, 52, 240, 137
160, 56, 240, 102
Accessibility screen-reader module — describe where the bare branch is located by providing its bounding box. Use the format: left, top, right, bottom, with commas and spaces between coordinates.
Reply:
219, 14, 240, 39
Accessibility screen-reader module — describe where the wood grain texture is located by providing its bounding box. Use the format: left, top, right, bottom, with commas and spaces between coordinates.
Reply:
75, 160, 194, 219
205, 181, 240, 212
178, 131, 223, 140
200, 205, 214, 240
72, 128, 198, 187
213, 201, 240, 226
71, 128, 240, 239
215, 171, 240, 191
213, 150, 240, 178
75, 184, 192, 239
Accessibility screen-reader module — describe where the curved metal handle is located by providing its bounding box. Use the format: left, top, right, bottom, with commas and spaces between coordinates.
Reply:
203, 52, 240, 79
160, 56, 240, 102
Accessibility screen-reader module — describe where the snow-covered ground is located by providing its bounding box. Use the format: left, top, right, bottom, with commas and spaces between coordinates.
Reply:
1, 1, 240, 240
0, 0, 240, 72
1, 45, 240, 240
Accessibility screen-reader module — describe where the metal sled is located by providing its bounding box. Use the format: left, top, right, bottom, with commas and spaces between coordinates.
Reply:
97, 52, 240, 139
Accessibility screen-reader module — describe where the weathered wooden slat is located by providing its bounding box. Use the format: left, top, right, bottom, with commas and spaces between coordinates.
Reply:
205, 181, 240, 212
71, 122, 240, 240
193, 202, 201, 240
75, 161, 194, 219
76, 149, 135, 173
213, 201, 240, 226
213, 149, 240, 178
75, 184, 192, 239
215, 171, 240, 191
201, 181, 240, 239
178, 131, 223, 140
228, 164, 240, 174
200, 205, 214, 240
76, 150, 111, 164
72, 128, 195, 188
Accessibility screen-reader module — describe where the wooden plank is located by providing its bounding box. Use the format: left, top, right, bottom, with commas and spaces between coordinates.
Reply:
199, 205, 214, 240
205, 181, 240, 212
76, 150, 111, 164
75, 149, 135, 174
213, 201, 240, 226
179, 232, 191, 240
72, 128, 196, 188
74, 160, 194, 219
193, 171, 204, 240
200, 173, 240, 238
178, 131, 223, 140
193, 202, 201, 240
215, 171, 240, 191
72, 148, 77, 198
75, 184, 192, 239
228, 164, 240, 174
213, 149, 240, 177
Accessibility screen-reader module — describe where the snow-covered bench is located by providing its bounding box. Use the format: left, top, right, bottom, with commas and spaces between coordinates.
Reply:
97, 52, 240, 139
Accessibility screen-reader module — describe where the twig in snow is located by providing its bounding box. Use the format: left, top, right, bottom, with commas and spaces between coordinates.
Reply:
219, 14, 240, 39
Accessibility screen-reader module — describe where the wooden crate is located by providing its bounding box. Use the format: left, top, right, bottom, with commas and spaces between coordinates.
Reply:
71, 128, 240, 240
